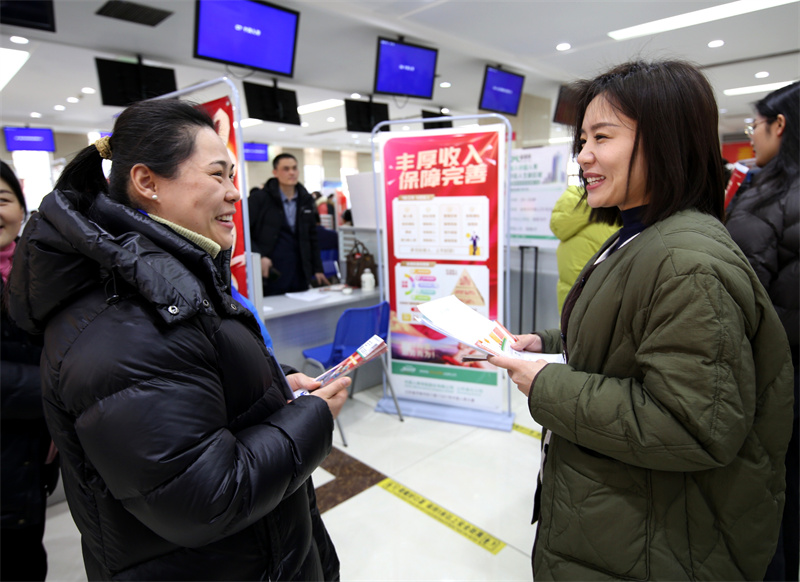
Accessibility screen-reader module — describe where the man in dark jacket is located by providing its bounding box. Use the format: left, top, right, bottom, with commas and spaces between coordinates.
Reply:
249, 153, 328, 295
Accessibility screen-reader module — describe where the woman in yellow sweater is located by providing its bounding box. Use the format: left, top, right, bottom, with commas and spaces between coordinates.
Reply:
550, 185, 618, 313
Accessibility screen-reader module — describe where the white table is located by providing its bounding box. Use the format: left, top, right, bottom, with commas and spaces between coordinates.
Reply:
261, 288, 383, 390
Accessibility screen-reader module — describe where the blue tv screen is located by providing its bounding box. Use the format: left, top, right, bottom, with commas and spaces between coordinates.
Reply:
374, 37, 438, 100
478, 66, 525, 116
4, 127, 55, 152
244, 142, 269, 162
194, 0, 299, 77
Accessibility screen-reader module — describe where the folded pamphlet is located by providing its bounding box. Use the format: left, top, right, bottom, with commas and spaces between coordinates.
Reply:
314, 334, 388, 387
415, 295, 564, 363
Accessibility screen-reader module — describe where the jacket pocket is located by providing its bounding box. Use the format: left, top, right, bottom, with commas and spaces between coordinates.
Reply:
544, 437, 650, 580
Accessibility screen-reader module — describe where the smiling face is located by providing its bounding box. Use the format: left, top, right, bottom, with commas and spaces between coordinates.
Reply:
0, 177, 25, 250
141, 127, 240, 249
577, 95, 649, 211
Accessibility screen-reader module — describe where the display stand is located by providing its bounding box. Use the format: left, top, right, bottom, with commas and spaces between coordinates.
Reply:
519, 246, 539, 332
370, 114, 515, 431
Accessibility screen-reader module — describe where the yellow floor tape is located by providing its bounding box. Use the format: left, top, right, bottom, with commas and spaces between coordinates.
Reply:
512, 424, 542, 440
378, 478, 506, 555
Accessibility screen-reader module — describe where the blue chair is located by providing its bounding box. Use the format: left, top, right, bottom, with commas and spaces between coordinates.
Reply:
302, 301, 403, 446
319, 248, 340, 282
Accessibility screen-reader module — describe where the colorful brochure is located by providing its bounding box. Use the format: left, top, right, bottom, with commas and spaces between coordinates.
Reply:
414, 295, 564, 363
314, 334, 388, 387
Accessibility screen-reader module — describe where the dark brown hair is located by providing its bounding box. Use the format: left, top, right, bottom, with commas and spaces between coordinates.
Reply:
570, 60, 725, 225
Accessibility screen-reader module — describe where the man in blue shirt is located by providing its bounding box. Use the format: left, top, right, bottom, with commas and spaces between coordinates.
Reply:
248, 153, 329, 295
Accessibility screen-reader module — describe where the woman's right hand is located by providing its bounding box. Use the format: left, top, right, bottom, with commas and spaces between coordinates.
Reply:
512, 333, 543, 353
308, 377, 350, 419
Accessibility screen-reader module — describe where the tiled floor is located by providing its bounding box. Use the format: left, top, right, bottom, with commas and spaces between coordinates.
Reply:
43, 383, 543, 581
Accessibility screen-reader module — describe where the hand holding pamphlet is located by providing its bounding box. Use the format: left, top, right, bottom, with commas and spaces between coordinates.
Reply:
314, 334, 388, 387
414, 295, 564, 363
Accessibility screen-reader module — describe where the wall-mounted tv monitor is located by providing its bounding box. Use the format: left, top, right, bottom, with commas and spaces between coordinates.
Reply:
552, 85, 579, 126
478, 65, 525, 116
345, 100, 390, 133
4, 126, 55, 152
95, 58, 177, 107
244, 142, 269, 162
194, 0, 299, 77
243, 81, 300, 125
421, 109, 452, 129
374, 37, 438, 100
0, 0, 56, 32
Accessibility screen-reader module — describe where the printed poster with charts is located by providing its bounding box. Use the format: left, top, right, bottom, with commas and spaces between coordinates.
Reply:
378, 125, 507, 414
508, 145, 570, 249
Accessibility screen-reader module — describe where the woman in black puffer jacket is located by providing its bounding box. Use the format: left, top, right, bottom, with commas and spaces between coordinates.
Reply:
726, 81, 799, 582
8, 100, 350, 581
1, 161, 59, 581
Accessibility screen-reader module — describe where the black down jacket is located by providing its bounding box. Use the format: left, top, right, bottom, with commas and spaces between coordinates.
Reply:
726, 177, 799, 364
8, 190, 340, 581
1, 276, 59, 531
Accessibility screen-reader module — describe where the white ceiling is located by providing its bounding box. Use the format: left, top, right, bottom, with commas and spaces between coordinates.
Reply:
1, 0, 799, 154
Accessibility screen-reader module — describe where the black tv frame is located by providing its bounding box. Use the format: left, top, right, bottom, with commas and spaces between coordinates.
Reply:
421, 109, 452, 129
193, 0, 300, 77
345, 99, 390, 133
552, 85, 580, 126
95, 57, 178, 107
477, 65, 525, 117
373, 36, 438, 100
243, 81, 301, 126
0, 0, 56, 32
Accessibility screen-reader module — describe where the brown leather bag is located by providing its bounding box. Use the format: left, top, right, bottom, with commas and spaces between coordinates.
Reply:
345, 239, 376, 287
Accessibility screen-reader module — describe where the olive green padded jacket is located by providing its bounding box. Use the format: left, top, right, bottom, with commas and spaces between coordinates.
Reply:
531, 209, 794, 580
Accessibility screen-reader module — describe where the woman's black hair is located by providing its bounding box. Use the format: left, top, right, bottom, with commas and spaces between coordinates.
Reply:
55, 99, 215, 210
751, 81, 799, 207
570, 60, 725, 226
0, 160, 27, 217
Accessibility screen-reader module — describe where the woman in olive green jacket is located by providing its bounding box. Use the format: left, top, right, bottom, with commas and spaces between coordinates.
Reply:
490, 60, 794, 581
550, 185, 618, 313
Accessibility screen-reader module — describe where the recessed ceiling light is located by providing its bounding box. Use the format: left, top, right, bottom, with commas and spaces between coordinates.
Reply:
67, 96, 80, 103
707, 39, 725, 48
326, 116, 336, 122
440, 107, 450, 114
297, 99, 344, 115
278, 127, 286, 132
81, 87, 96, 95
755, 71, 770, 78
350, 93, 361, 99
30, 112, 42, 118
744, 117, 755, 124
556, 43, 571, 51
54, 105, 66, 111
237, 118, 263, 128
301, 121, 309, 127
608, 0, 798, 40
719, 108, 728, 114
0, 47, 30, 91
9, 36, 29, 44
724, 80, 795, 96
439, 81, 451, 88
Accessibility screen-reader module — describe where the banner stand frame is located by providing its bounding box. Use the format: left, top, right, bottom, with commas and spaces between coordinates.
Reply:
370, 114, 516, 431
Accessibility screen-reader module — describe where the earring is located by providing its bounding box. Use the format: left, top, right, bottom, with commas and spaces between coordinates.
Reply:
151, 194, 158, 200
